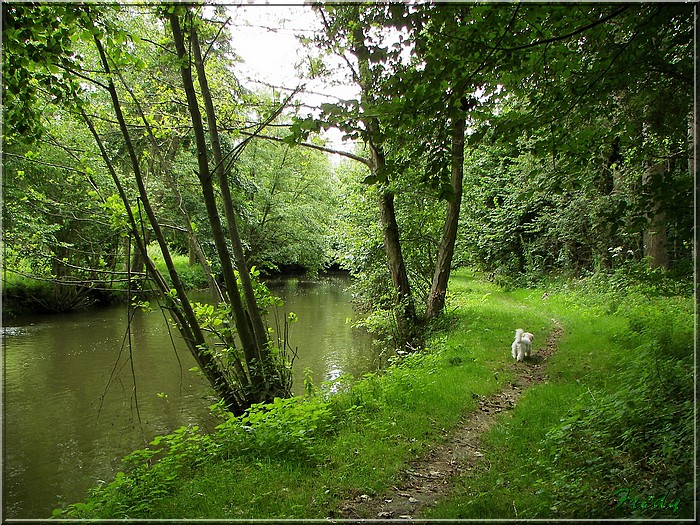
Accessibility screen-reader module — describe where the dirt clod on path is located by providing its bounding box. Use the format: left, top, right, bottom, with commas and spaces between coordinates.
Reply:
335, 321, 563, 520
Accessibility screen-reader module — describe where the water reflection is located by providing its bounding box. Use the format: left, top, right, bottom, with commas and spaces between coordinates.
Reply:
266, 275, 376, 391
2, 273, 377, 518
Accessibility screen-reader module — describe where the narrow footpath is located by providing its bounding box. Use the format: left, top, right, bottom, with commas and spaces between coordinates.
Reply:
337, 321, 563, 520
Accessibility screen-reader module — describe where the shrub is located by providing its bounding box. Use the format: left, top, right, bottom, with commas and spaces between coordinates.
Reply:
54, 396, 334, 518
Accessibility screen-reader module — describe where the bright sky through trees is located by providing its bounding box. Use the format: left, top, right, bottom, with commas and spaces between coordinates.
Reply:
228, 2, 358, 151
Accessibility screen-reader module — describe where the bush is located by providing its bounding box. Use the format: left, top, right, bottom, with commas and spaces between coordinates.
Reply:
54, 396, 334, 519
214, 397, 334, 464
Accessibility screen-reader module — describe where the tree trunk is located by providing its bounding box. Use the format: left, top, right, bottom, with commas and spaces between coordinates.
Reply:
90, 32, 242, 413
426, 115, 466, 319
351, 22, 418, 343
112, 63, 224, 302
371, 142, 418, 342
595, 136, 623, 270
169, 12, 275, 401
189, 24, 272, 365
129, 229, 150, 276
642, 161, 669, 269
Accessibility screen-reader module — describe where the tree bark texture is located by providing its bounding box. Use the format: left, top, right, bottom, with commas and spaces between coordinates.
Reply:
170, 11, 276, 404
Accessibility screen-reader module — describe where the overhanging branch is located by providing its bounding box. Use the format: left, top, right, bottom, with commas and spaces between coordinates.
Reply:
238, 130, 370, 166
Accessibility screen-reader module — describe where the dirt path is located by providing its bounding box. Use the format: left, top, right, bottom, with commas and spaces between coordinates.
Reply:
336, 321, 563, 520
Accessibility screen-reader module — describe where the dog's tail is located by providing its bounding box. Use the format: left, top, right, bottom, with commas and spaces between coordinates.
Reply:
515, 328, 524, 343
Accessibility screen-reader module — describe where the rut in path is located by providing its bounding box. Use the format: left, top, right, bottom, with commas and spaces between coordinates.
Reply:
335, 321, 563, 520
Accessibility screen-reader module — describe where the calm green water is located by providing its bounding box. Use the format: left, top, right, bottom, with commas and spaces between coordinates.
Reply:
1, 274, 376, 519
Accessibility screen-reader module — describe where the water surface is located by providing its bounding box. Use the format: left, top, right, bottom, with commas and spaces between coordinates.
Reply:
2, 274, 375, 519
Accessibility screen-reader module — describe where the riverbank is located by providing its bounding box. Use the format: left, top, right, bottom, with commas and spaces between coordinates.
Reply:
1, 257, 350, 318
53, 268, 694, 520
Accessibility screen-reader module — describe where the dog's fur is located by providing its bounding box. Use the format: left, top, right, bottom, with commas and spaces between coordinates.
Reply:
511, 328, 534, 362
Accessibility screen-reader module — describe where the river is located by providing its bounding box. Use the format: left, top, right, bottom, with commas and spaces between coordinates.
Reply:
1, 274, 378, 519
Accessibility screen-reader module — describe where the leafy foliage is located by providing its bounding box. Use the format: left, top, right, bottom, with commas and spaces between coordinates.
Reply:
54, 396, 334, 518
2, 3, 87, 143
235, 135, 338, 275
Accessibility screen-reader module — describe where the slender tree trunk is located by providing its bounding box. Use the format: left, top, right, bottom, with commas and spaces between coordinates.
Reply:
113, 64, 223, 302
189, 24, 272, 364
378, 188, 415, 311
426, 115, 466, 319
595, 136, 623, 270
642, 161, 669, 269
351, 22, 418, 342
90, 33, 241, 412
370, 144, 418, 342
129, 230, 150, 276
169, 12, 271, 399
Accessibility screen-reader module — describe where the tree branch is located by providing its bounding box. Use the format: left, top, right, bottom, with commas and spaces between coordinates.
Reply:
500, 5, 631, 52
238, 130, 370, 166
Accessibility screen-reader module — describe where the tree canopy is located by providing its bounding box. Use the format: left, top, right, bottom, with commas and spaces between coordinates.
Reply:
2, 1, 694, 388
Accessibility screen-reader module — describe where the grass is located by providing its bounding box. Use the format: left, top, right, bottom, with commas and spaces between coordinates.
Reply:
2, 245, 210, 316
423, 273, 694, 520
55, 268, 694, 520
148, 244, 210, 291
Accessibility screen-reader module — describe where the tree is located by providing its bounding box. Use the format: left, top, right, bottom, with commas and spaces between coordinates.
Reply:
235, 134, 337, 275
452, 3, 693, 277
299, 3, 488, 328
3, 3, 295, 413
167, 6, 290, 404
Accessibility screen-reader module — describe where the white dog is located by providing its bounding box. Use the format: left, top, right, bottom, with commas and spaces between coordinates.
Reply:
511, 329, 534, 362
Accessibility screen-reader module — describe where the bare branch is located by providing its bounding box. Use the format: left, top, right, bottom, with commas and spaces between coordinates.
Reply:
238, 130, 369, 166
499, 5, 631, 53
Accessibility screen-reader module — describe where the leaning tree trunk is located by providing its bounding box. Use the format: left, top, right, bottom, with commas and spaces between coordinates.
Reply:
370, 142, 419, 343
189, 24, 272, 365
426, 114, 466, 319
114, 66, 224, 303
170, 11, 285, 403
90, 30, 242, 412
352, 24, 418, 344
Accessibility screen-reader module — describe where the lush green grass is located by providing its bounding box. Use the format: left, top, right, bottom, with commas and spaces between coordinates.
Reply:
424, 273, 694, 520
54, 268, 694, 520
148, 245, 210, 291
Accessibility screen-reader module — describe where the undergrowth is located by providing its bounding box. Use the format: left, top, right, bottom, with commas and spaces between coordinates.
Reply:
535, 293, 694, 518
425, 269, 694, 520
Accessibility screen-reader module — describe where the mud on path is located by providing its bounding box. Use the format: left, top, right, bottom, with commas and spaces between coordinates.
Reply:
336, 321, 563, 520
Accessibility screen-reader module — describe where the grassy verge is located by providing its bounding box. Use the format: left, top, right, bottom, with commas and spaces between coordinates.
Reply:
424, 273, 694, 519
53, 268, 694, 520
2, 246, 209, 316
148, 245, 210, 291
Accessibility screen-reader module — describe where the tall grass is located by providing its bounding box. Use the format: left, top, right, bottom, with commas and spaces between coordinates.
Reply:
425, 271, 694, 519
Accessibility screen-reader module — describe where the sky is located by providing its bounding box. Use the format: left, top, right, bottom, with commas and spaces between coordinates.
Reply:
225, 3, 358, 152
